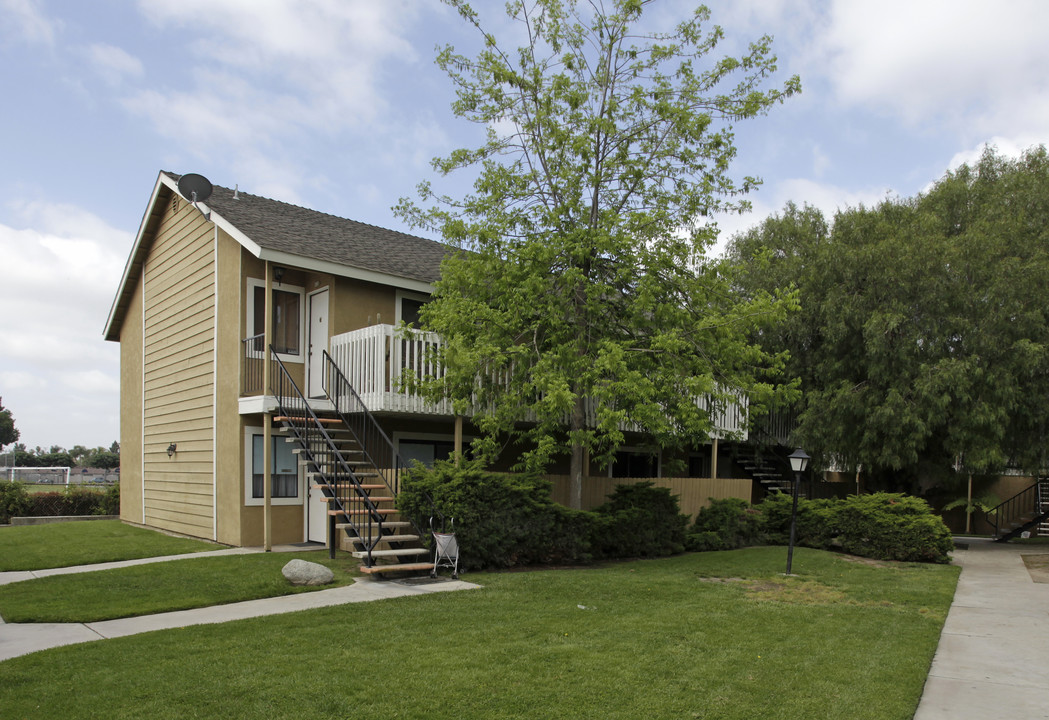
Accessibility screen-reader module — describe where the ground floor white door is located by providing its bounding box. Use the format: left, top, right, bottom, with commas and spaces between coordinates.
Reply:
307, 288, 329, 398
307, 483, 328, 543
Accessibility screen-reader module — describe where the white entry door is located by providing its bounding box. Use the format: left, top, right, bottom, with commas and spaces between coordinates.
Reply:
307, 289, 329, 398
307, 483, 328, 543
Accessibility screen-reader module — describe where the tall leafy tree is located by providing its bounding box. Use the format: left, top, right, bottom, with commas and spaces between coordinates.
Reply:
728, 146, 1049, 490
398, 0, 800, 507
0, 397, 18, 450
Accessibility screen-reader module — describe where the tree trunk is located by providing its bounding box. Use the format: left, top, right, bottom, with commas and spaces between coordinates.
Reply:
569, 393, 585, 510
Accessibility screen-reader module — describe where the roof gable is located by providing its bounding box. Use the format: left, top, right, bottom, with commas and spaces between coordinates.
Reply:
104, 171, 449, 341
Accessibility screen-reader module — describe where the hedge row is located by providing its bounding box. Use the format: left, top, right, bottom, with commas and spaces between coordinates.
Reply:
397, 461, 688, 571
399, 463, 952, 569
690, 493, 953, 563
0, 482, 119, 523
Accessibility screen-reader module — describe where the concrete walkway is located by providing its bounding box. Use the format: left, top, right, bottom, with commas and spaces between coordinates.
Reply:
914, 538, 1049, 719
0, 547, 479, 662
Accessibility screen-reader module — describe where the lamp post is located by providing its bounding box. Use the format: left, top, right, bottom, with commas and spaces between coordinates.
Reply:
785, 447, 810, 576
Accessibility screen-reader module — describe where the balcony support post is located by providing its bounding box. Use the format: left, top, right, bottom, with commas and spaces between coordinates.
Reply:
711, 437, 719, 480
263, 261, 273, 552
454, 415, 463, 467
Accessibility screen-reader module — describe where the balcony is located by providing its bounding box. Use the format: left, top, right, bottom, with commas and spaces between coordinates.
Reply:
328, 324, 747, 439
329, 324, 454, 416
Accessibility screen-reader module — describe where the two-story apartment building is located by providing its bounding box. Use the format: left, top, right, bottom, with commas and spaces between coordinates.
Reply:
105, 171, 769, 553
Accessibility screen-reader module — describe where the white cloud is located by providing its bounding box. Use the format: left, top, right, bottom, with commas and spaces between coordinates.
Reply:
0, 204, 128, 449
0, 0, 57, 46
816, 0, 1049, 142
85, 43, 145, 86
130, 0, 420, 136
115, 0, 430, 206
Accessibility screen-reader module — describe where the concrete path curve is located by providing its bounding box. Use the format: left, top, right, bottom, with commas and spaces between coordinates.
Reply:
914, 538, 1049, 719
0, 546, 479, 662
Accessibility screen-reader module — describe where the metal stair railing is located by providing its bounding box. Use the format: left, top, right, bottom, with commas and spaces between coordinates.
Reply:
269, 348, 388, 565
1038, 478, 1049, 536
322, 350, 447, 533
985, 479, 1049, 542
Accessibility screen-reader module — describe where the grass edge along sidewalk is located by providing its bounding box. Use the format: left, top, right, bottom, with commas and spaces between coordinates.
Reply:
0, 520, 217, 572
0, 551, 362, 623
0, 547, 959, 720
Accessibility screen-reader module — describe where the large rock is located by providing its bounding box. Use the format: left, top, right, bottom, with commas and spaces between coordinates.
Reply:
282, 559, 335, 586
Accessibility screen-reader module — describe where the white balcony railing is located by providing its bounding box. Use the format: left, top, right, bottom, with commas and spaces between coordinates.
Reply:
329, 324, 747, 439
330, 324, 454, 416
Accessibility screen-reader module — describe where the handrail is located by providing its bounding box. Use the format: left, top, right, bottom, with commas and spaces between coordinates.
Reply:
322, 350, 445, 530
269, 348, 387, 565
985, 480, 1041, 540
241, 333, 266, 396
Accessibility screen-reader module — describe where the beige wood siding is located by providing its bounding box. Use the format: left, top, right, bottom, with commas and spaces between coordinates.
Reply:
141, 200, 216, 538
547, 475, 751, 519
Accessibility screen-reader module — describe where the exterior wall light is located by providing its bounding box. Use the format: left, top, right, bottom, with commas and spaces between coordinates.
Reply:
167, 443, 177, 458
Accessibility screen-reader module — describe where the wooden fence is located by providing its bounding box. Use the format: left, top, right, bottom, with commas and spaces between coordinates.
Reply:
546, 475, 752, 519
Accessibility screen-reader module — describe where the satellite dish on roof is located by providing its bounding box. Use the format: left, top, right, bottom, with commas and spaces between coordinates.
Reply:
177, 173, 213, 203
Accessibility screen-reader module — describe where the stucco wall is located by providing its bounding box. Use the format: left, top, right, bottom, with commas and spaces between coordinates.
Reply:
118, 275, 144, 525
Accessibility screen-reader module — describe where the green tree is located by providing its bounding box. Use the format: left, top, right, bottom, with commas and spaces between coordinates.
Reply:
728, 146, 1049, 489
14, 449, 39, 468
38, 451, 74, 468
86, 451, 120, 470
69, 445, 91, 466
0, 397, 18, 450
398, 0, 800, 507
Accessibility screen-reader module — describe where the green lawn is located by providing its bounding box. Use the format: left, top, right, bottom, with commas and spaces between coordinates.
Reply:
0, 520, 217, 571
0, 551, 361, 622
0, 547, 959, 719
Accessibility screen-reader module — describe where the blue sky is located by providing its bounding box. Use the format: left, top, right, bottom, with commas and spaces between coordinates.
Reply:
1, 0, 1047, 452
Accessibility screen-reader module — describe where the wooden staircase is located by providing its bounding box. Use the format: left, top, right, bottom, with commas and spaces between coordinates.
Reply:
270, 350, 445, 577
734, 447, 793, 495
274, 412, 434, 576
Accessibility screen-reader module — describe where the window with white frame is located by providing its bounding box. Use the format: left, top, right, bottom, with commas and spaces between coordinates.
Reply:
244, 427, 302, 506
247, 278, 305, 362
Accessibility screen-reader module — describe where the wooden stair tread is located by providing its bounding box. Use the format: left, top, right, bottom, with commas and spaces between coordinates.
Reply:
320, 496, 395, 503
358, 563, 435, 574
349, 534, 420, 543
336, 521, 411, 530
311, 483, 386, 491
293, 449, 368, 457
352, 548, 430, 558
329, 508, 402, 516
275, 415, 341, 425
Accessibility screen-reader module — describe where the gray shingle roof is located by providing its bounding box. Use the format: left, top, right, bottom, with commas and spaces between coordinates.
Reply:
163, 171, 447, 284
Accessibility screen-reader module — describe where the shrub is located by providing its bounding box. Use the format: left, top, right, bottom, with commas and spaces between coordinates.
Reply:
25, 487, 106, 517
591, 482, 690, 559
63, 485, 104, 515
1, 481, 31, 523
398, 460, 592, 570
758, 493, 837, 549
98, 482, 120, 515
687, 498, 763, 551
398, 466, 694, 569
833, 493, 953, 563
688, 491, 953, 564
